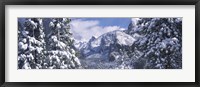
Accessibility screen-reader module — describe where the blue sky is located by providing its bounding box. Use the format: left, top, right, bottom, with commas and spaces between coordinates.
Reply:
70, 18, 132, 42
74, 18, 131, 28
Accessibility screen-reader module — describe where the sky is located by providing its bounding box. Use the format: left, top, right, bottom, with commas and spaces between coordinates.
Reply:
70, 18, 132, 42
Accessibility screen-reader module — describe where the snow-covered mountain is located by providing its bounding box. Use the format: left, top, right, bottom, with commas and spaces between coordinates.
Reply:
74, 40, 88, 50
77, 30, 137, 61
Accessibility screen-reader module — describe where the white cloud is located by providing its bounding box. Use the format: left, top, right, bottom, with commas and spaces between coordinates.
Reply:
70, 19, 125, 42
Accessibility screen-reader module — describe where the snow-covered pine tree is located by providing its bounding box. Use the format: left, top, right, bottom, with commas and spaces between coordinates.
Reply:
18, 18, 46, 69
46, 18, 81, 69
129, 18, 182, 69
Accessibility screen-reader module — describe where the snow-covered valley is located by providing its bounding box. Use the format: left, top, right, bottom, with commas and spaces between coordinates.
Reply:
18, 18, 182, 69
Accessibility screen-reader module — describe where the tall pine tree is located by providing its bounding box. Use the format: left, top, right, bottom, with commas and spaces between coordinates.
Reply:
46, 18, 81, 69
128, 18, 182, 69
18, 18, 46, 69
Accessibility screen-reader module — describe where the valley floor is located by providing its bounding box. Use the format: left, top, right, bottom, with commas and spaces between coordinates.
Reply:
80, 58, 120, 69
